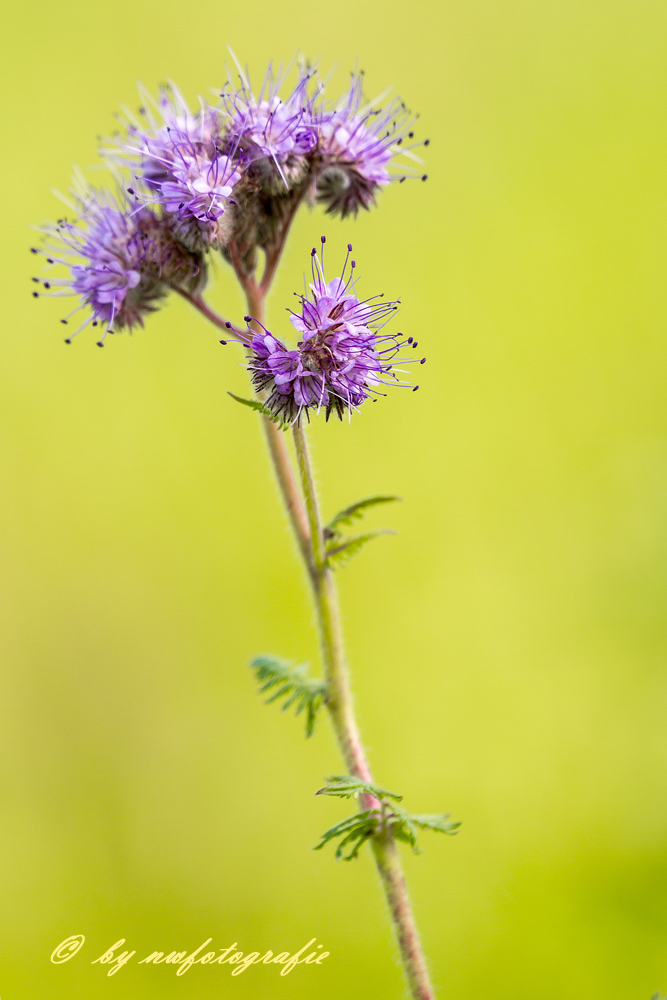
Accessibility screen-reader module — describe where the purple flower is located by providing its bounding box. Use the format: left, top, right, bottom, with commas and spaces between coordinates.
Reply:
248, 241, 424, 421
118, 85, 242, 250
315, 73, 424, 217
33, 182, 203, 345
220, 61, 320, 190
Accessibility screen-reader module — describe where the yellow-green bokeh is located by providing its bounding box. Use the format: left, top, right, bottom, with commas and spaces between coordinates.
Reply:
2, 1, 667, 996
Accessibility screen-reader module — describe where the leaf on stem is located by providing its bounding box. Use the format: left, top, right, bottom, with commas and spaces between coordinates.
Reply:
388, 806, 461, 854
250, 655, 326, 738
325, 529, 395, 567
314, 810, 380, 861
316, 774, 403, 802
228, 393, 289, 431
325, 495, 401, 536
315, 776, 460, 860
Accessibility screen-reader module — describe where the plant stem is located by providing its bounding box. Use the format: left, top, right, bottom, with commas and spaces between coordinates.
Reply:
229, 268, 435, 999
292, 420, 436, 1000
244, 285, 313, 577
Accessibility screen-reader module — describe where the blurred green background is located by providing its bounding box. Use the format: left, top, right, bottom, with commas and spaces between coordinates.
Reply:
2, 0, 667, 996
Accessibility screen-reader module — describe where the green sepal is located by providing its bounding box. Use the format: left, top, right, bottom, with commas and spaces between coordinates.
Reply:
250, 655, 326, 737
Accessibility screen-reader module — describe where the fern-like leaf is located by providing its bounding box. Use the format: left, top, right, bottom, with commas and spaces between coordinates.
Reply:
228, 393, 289, 431
250, 656, 326, 737
316, 774, 403, 802
314, 810, 380, 860
388, 806, 461, 854
325, 529, 395, 567
325, 495, 401, 536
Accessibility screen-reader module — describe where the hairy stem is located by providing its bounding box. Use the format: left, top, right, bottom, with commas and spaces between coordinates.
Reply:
245, 285, 313, 578
292, 420, 436, 1000
213, 261, 436, 999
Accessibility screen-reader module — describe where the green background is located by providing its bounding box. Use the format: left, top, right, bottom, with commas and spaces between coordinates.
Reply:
2, 0, 667, 996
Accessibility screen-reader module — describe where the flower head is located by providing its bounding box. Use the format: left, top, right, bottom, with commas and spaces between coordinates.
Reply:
117, 85, 242, 250
315, 73, 426, 217
248, 240, 424, 422
220, 60, 320, 191
32, 179, 204, 345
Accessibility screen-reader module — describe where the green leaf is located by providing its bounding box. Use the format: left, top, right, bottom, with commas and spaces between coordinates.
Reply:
388, 806, 461, 854
228, 393, 289, 431
325, 529, 395, 567
250, 656, 326, 738
325, 495, 401, 536
316, 774, 403, 802
314, 810, 380, 861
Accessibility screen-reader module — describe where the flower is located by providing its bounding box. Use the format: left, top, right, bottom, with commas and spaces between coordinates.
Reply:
117, 84, 242, 250
247, 240, 425, 421
32, 180, 204, 345
315, 73, 426, 217
220, 60, 321, 191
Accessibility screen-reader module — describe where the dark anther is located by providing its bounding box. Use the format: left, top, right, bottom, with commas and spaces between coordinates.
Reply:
60, 319, 68, 325
413, 385, 420, 391
32, 277, 39, 283
44, 282, 50, 289
424, 139, 430, 146
321, 235, 326, 243
47, 258, 54, 264
408, 131, 414, 138
348, 243, 353, 251
64, 338, 71, 344
422, 174, 428, 181
225, 322, 231, 328
32, 291, 39, 297
408, 336, 413, 343
351, 260, 356, 268
92, 321, 98, 327
219, 340, 227, 345
30, 247, 38, 253
420, 358, 426, 364
97, 342, 104, 347
244, 315, 251, 322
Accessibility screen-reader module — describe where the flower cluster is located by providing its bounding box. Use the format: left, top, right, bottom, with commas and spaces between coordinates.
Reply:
32, 58, 427, 356
248, 240, 425, 422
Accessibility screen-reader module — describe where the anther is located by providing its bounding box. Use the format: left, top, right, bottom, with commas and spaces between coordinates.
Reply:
424, 139, 430, 146
219, 340, 227, 345
408, 336, 413, 343
30, 247, 38, 254
225, 322, 231, 328
244, 315, 251, 322
348, 243, 353, 251
32, 277, 39, 283
413, 385, 420, 391
96, 341, 104, 347
420, 357, 426, 364
60, 319, 68, 325
127, 188, 135, 195
64, 338, 71, 344
321, 235, 326, 243
32, 291, 39, 297
422, 174, 428, 181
